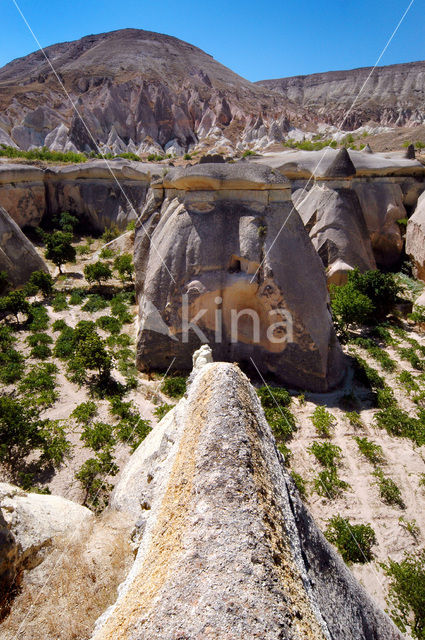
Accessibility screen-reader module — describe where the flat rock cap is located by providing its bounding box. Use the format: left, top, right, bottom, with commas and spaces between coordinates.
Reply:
159, 161, 291, 190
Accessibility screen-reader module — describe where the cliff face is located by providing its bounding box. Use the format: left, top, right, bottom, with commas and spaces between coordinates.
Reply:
92, 357, 402, 640
256, 60, 425, 129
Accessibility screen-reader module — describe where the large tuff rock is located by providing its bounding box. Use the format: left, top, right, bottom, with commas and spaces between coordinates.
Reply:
0, 205, 48, 287
135, 163, 345, 391
292, 184, 376, 284
0, 483, 93, 605
406, 191, 425, 281
353, 180, 406, 267
92, 358, 402, 640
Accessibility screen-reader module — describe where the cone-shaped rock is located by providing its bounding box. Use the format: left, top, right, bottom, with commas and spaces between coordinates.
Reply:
363, 143, 373, 153
93, 358, 403, 640
405, 143, 416, 159
324, 147, 356, 177
0, 205, 48, 288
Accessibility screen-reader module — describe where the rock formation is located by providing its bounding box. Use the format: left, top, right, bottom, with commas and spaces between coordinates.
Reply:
0, 483, 93, 606
292, 184, 376, 284
253, 148, 421, 267
92, 357, 402, 640
0, 29, 301, 156
257, 60, 425, 128
406, 191, 425, 281
0, 160, 159, 231
0, 205, 48, 287
134, 163, 345, 391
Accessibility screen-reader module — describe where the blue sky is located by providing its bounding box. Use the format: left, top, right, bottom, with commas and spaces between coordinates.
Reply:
0, 0, 423, 81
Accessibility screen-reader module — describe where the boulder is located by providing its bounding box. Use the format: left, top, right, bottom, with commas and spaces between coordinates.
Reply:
292, 184, 376, 284
406, 191, 425, 281
0, 205, 48, 287
93, 360, 402, 640
405, 143, 416, 159
353, 181, 406, 267
134, 163, 345, 391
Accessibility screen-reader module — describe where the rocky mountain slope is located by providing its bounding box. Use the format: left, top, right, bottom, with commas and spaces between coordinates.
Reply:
1, 29, 424, 156
0, 29, 299, 155
257, 60, 425, 129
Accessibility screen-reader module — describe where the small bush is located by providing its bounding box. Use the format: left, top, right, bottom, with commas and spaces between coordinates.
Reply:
308, 441, 342, 468
257, 386, 291, 409
310, 405, 336, 437
19, 363, 58, 407
375, 406, 424, 445
0, 347, 24, 384
161, 376, 187, 399
26, 270, 54, 297
291, 471, 307, 498
101, 226, 120, 244
44, 230, 76, 273
345, 411, 364, 429
52, 318, 68, 332
71, 401, 98, 425
96, 315, 122, 335
153, 403, 174, 421
354, 436, 385, 465
398, 370, 420, 394
113, 254, 134, 283
382, 550, 425, 638
81, 421, 116, 451
84, 261, 112, 286
374, 469, 405, 508
75, 449, 118, 512
313, 468, 350, 499
325, 515, 376, 564
54, 326, 75, 359
82, 294, 109, 312
51, 292, 69, 312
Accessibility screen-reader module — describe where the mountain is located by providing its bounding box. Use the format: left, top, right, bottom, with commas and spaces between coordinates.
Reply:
257, 61, 425, 129
0, 29, 300, 155
0, 29, 424, 155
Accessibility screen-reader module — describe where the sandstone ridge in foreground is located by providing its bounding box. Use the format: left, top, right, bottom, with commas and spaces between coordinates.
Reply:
93, 353, 402, 640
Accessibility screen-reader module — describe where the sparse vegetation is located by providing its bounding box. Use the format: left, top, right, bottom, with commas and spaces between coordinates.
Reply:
308, 441, 342, 468
325, 515, 376, 564
313, 468, 350, 499
161, 375, 187, 399
374, 469, 405, 508
310, 405, 336, 437
354, 436, 385, 465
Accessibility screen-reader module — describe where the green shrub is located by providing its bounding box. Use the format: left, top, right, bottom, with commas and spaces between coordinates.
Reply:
0, 271, 9, 295
354, 436, 385, 464
84, 261, 112, 286
374, 469, 405, 508
51, 292, 69, 312
99, 247, 115, 259
308, 441, 342, 468
161, 376, 187, 399
183, 153, 192, 160
382, 550, 425, 638
82, 294, 109, 312
352, 355, 386, 390
101, 225, 120, 244
375, 386, 397, 409
75, 449, 118, 512
330, 268, 400, 330
408, 305, 425, 325
153, 403, 174, 421
126, 220, 136, 231
147, 153, 164, 162
0, 347, 25, 383
71, 401, 98, 424
257, 386, 296, 443
313, 468, 350, 499
0, 289, 30, 323
28, 304, 49, 332
257, 386, 291, 409
52, 319, 68, 332
325, 515, 376, 564
113, 253, 134, 282
19, 363, 58, 407
375, 406, 424, 445
291, 471, 307, 498
80, 421, 116, 451
69, 290, 85, 305
53, 326, 75, 359
310, 406, 336, 437
345, 411, 364, 429
68, 331, 112, 385
398, 370, 420, 394
0, 145, 86, 164
44, 231, 76, 273
96, 315, 122, 335
26, 270, 54, 297
55, 211, 78, 233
